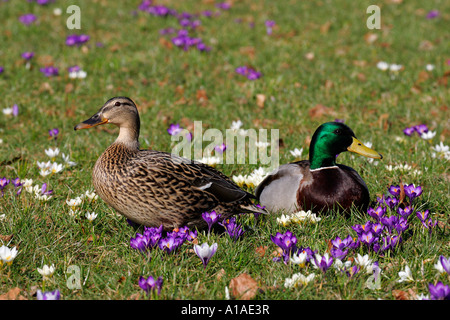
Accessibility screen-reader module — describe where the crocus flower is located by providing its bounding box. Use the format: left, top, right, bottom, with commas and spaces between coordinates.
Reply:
214, 143, 227, 154
139, 275, 163, 296
19, 14, 37, 26
36, 289, 60, 300
416, 210, 429, 222
37, 264, 55, 280
426, 10, 439, 19
194, 242, 218, 269
388, 185, 401, 197
311, 253, 333, 273
235, 66, 262, 80
398, 265, 414, 283
167, 123, 183, 136
265, 20, 276, 35
438, 256, 450, 275
367, 206, 386, 221
21, 52, 35, 60
221, 217, 245, 241
48, 128, 59, 139
403, 126, 416, 136
202, 211, 221, 233
397, 206, 413, 218
130, 233, 149, 251
216, 2, 231, 10
0, 245, 19, 266
0, 177, 10, 196
428, 282, 450, 300
40, 66, 59, 77
404, 183, 422, 201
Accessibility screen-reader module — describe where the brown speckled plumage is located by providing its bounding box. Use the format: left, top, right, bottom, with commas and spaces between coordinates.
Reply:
75, 97, 265, 230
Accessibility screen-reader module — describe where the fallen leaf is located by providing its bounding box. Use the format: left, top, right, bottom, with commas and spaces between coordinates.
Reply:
304, 52, 315, 60
364, 32, 378, 44
0, 234, 13, 242
256, 94, 266, 108
216, 268, 226, 281
320, 21, 332, 34
308, 104, 335, 119
255, 246, 268, 257
0, 287, 26, 300
196, 89, 208, 105
229, 273, 259, 300
159, 37, 173, 49
392, 289, 410, 300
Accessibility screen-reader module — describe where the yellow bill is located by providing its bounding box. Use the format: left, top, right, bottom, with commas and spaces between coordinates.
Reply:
347, 137, 383, 159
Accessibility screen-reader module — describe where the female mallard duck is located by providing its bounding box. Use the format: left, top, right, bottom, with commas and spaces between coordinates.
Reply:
255, 122, 382, 214
74, 97, 265, 230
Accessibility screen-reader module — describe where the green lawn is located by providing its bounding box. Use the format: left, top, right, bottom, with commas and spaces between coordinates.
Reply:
0, 0, 449, 301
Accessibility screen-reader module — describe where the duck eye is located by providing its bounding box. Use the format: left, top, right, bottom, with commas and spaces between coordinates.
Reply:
114, 101, 121, 107
333, 129, 343, 135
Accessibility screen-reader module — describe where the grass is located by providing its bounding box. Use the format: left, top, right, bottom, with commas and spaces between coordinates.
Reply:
0, 0, 449, 301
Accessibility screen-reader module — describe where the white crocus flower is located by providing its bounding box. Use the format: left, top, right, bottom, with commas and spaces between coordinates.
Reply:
420, 131, 436, 140
354, 254, 373, 272
66, 197, 83, 210
376, 61, 389, 71
0, 245, 19, 266
289, 148, 303, 158
45, 147, 60, 159
50, 162, 64, 174
62, 153, 77, 167
85, 212, 98, 222
284, 273, 315, 288
290, 252, 307, 267
398, 265, 414, 283
37, 264, 55, 280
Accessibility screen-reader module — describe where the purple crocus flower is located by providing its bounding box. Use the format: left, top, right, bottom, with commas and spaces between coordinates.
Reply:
235, 66, 262, 80
214, 143, 227, 154
416, 210, 429, 222
0, 177, 10, 196
404, 183, 422, 201
21, 51, 35, 60
360, 230, 376, 247
158, 236, 177, 253
48, 128, 59, 139
395, 217, 409, 234
352, 221, 372, 236
221, 217, 245, 241
139, 275, 163, 296
385, 196, 399, 209
397, 206, 413, 218
36, 289, 60, 300
270, 230, 298, 260
40, 66, 59, 77
421, 218, 438, 233
331, 236, 347, 250
414, 124, 429, 135
143, 225, 163, 248
367, 206, 386, 221
330, 247, 348, 260
65, 34, 90, 46
265, 20, 276, 35
130, 233, 149, 251
0, 66, 3, 74
312, 253, 333, 273
202, 210, 221, 233
426, 10, 439, 19
388, 185, 401, 197
439, 256, 450, 275
380, 215, 399, 231
194, 242, 218, 269
11, 104, 19, 117
19, 14, 37, 26
403, 127, 415, 136
40, 183, 53, 196
428, 282, 450, 300
167, 123, 183, 136
216, 2, 231, 10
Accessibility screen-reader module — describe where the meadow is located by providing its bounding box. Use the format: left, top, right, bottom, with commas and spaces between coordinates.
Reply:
0, 0, 449, 302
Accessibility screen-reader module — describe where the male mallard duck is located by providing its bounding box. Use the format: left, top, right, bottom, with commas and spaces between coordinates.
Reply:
255, 122, 382, 214
74, 97, 265, 230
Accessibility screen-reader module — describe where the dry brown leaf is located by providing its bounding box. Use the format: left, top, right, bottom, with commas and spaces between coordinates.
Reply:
159, 37, 173, 50
0, 287, 26, 300
304, 52, 315, 61
392, 289, 410, 300
229, 273, 259, 300
364, 32, 378, 44
256, 94, 266, 108
255, 246, 268, 258
308, 104, 335, 119
0, 234, 13, 242
216, 268, 226, 281
320, 21, 331, 34
196, 89, 208, 104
